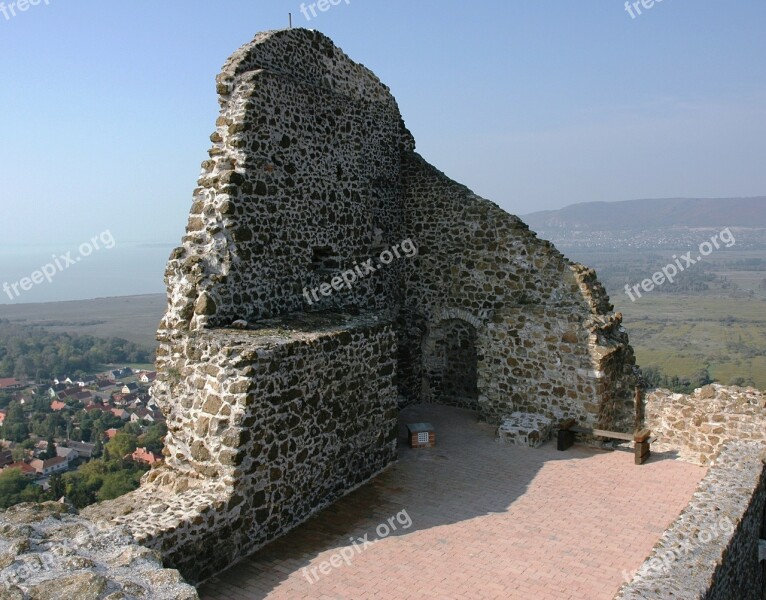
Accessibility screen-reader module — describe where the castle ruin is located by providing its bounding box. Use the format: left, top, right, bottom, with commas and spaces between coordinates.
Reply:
95, 28, 639, 581
1, 28, 763, 600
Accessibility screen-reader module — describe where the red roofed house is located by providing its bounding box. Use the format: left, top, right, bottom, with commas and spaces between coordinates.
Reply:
29, 457, 69, 476
0, 411, 5, 425
3, 462, 37, 478
110, 408, 129, 421
0, 378, 24, 391
130, 447, 161, 465
105, 428, 119, 440
50, 400, 67, 411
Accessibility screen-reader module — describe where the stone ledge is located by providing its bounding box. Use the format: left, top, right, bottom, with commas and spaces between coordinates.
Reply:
198, 309, 395, 349
0, 502, 199, 600
615, 442, 766, 600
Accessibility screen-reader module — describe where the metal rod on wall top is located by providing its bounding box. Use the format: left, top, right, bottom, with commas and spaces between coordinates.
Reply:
289, 13, 292, 29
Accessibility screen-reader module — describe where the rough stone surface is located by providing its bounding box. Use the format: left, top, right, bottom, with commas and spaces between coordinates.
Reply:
85, 311, 398, 582
80, 27, 639, 584
0, 502, 198, 600
615, 442, 766, 600
2, 28, 765, 599
156, 27, 639, 432
645, 384, 766, 465
497, 412, 554, 448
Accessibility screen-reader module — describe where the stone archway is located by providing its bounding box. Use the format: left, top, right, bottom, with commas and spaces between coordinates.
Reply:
423, 318, 480, 410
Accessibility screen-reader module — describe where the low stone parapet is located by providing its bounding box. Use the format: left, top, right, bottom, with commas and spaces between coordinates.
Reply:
0, 502, 199, 600
645, 384, 766, 465
615, 442, 766, 600
87, 311, 399, 584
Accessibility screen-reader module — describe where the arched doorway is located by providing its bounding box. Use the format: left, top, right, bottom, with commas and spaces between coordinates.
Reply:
425, 319, 479, 409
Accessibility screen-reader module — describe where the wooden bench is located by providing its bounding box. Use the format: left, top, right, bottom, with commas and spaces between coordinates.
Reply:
557, 419, 652, 465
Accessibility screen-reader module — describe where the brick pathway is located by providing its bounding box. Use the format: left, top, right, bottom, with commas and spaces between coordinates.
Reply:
199, 404, 706, 600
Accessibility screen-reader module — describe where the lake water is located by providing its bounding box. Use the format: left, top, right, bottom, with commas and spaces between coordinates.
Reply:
0, 243, 172, 305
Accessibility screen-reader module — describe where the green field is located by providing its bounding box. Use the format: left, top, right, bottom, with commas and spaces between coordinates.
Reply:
563, 246, 766, 391
1, 257, 764, 390
0, 295, 165, 349
613, 295, 766, 389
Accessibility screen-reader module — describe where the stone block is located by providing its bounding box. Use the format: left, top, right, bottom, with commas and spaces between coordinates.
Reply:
497, 412, 554, 448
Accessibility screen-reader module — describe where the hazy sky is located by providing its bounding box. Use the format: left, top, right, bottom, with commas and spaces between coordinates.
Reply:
1, 0, 765, 251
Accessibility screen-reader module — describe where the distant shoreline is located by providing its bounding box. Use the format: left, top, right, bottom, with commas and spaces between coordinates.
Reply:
0, 295, 166, 349
0, 293, 166, 309
0, 294, 166, 312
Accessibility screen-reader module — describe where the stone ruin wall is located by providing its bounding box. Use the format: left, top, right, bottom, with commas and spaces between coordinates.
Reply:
645, 384, 766, 465
396, 131, 639, 431
3, 28, 765, 598
85, 313, 397, 583
614, 384, 766, 599
0, 503, 199, 600
63, 28, 639, 588
158, 30, 411, 339
156, 28, 639, 433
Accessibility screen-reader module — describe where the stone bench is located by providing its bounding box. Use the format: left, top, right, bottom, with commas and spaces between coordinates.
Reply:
557, 419, 652, 465
497, 412, 554, 448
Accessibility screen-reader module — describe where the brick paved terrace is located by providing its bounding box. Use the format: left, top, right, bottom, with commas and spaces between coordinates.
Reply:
199, 404, 706, 600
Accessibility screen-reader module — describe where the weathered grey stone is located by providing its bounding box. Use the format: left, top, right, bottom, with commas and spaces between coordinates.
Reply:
615, 442, 766, 600
497, 412, 554, 448
82, 27, 642, 585
0, 503, 199, 600
645, 384, 766, 465
29, 572, 108, 600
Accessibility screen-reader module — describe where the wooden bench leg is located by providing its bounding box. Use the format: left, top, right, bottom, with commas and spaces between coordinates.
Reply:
557, 429, 576, 451
635, 440, 651, 465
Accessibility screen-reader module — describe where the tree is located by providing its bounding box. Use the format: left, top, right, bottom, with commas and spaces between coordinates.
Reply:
93, 435, 103, 459
104, 432, 137, 462
42, 435, 57, 460
62, 471, 98, 508
48, 472, 65, 501
11, 446, 28, 462
98, 471, 142, 501
691, 368, 714, 388
0, 321, 153, 379
640, 366, 663, 389
140, 423, 167, 455
60, 453, 148, 509
1, 402, 28, 442
0, 468, 42, 509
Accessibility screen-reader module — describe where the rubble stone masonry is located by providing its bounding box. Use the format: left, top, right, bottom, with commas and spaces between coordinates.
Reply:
8, 27, 645, 592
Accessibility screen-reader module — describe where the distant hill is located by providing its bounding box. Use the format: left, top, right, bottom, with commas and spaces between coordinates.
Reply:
522, 197, 766, 231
